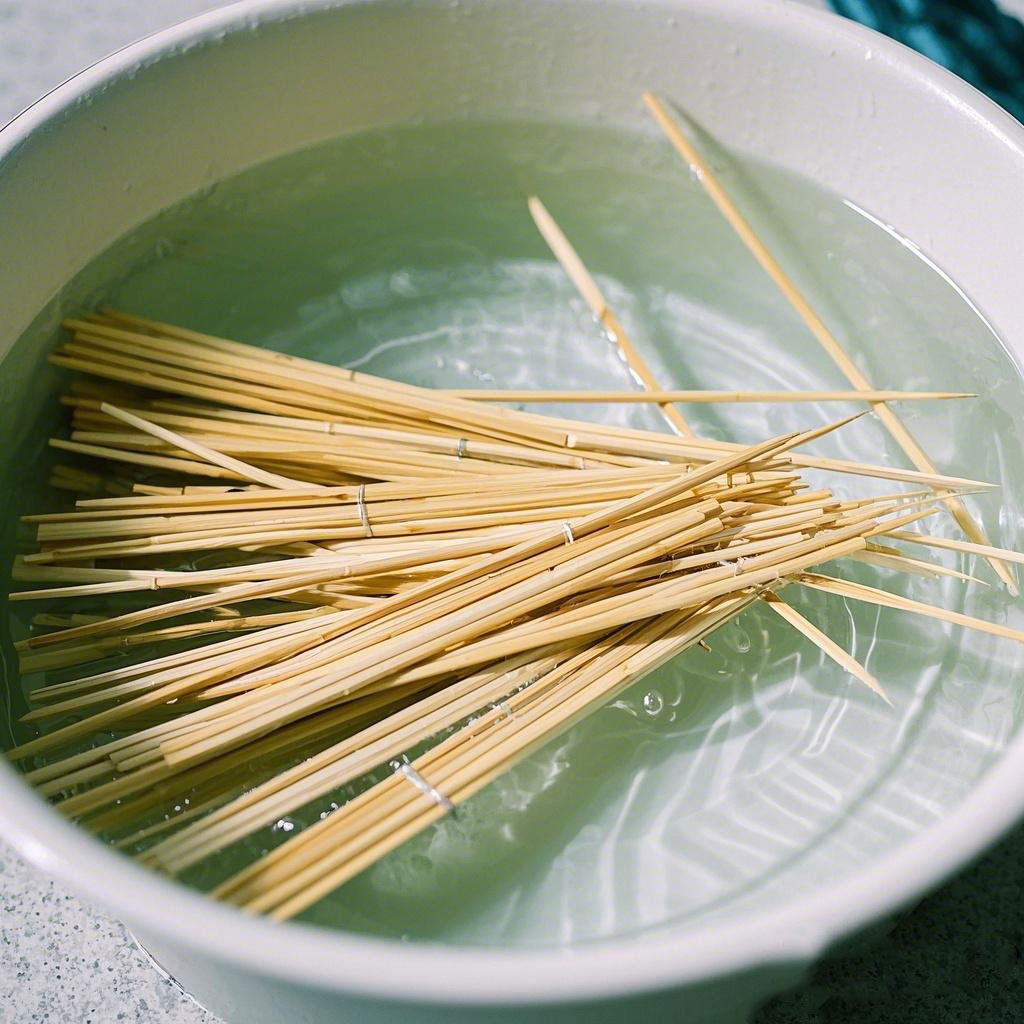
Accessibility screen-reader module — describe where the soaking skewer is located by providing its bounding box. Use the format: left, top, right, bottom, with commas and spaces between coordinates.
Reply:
643, 90, 1016, 594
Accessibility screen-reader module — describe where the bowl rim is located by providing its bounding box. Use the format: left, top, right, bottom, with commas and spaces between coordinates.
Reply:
3, 0, 1024, 1006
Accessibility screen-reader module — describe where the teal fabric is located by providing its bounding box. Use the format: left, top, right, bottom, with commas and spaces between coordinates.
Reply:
830, 0, 1024, 121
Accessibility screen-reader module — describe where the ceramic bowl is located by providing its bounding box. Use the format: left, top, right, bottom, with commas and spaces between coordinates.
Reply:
2, 2, 1024, 1021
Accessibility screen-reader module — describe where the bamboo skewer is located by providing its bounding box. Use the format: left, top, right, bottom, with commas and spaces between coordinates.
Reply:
528, 196, 696, 438
642, 90, 1016, 595
99, 403, 314, 490
522, 412, 995, 491
884, 529, 1024, 567
762, 591, 890, 703
851, 542, 986, 584
448, 388, 972, 403
797, 573, 1024, 644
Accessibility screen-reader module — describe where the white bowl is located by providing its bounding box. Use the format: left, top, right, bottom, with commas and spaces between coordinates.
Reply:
2, 1, 1024, 1021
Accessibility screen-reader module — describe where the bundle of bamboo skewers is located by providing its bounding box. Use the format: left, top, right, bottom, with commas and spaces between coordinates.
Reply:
6, 94, 1024, 922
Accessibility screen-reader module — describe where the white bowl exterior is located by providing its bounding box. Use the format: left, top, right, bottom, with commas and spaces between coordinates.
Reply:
2, 0, 1024, 1020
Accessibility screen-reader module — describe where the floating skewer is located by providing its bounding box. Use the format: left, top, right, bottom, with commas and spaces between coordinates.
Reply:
448, 388, 974, 403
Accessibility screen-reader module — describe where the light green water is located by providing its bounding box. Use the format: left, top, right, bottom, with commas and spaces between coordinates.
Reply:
2, 118, 1023, 948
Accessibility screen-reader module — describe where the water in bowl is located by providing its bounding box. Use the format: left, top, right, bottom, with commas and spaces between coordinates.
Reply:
2, 117, 1022, 948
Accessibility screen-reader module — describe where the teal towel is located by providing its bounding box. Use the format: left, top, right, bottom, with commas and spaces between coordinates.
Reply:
830, 0, 1024, 122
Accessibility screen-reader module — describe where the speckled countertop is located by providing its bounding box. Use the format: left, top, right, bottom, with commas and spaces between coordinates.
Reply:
3, 2, 1024, 1023
0, 844, 214, 1024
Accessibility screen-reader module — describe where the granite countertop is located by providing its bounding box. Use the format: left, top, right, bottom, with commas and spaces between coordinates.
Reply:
0, 843, 213, 1024
2, 2, 1024, 1022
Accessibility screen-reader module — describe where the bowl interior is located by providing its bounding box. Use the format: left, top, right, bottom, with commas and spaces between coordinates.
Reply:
2, 0, 1024, 955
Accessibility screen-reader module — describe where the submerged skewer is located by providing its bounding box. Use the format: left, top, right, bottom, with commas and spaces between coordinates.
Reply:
528, 195, 696, 438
